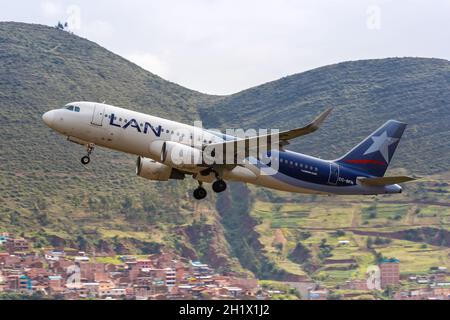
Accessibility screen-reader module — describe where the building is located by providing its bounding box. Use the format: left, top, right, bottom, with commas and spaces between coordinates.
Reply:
308, 289, 329, 300
48, 275, 64, 292
8, 275, 32, 292
0, 272, 5, 292
136, 260, 153, 269
0, 235, 8, 245
379, 258, 400, 288
347, 279, 368, 290
6, 238, 29, 253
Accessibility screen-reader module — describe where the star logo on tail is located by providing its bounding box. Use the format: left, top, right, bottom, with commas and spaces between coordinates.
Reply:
363, 131, 399, 164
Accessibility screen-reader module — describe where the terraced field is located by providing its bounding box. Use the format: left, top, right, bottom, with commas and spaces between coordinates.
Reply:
248, 173, 450, 290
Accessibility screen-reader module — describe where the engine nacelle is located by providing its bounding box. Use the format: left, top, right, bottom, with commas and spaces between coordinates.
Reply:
136, 157, 184, 181
149, 140, 202, 168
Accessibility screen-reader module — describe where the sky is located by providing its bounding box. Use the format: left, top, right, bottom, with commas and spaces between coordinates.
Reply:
1, 0, 449, 95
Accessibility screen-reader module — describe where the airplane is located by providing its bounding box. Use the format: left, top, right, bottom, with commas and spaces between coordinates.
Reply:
42, 102, 416, 200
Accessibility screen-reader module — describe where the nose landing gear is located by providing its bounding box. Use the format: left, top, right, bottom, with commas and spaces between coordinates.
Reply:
81, 143, 95, 165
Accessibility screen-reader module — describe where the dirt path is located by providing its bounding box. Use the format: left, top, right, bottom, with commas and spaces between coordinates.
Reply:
351, 208, 360, 228
291, 223, 450, 231
271, 199, 450, 208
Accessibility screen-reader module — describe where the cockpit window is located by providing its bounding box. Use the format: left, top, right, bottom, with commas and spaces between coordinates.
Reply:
64, 105, 81, 112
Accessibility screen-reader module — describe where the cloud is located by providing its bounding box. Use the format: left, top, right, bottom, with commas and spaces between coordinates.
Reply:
126, 52, 169, 79
80, 20, 115, 42
40, 1, 62, 17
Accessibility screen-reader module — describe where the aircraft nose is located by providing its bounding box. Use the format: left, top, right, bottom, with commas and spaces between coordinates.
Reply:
42, 110, 55, 127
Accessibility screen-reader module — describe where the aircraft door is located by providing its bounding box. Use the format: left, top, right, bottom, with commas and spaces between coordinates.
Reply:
328, 163, 339, 185
91, 105, 105, 126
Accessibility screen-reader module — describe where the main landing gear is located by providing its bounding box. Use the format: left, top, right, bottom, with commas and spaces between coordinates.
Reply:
81, 143, 95, 165
193, 169, 228, 200
212, 179, 227, 193
193, 182, 208, 200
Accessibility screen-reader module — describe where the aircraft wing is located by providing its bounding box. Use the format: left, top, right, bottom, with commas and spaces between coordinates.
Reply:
204, 107, 333, 161
357, 176, 418, 186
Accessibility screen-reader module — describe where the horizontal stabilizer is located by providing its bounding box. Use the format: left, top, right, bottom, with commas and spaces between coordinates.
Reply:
357, 176, 417, 186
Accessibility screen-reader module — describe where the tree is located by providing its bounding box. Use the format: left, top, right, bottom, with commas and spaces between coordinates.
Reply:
121, 196, 133, 213
55, 21, 64, 30
366, 237, 373, 249
375, 252, 385, 264
141, 193, 156, 212
383, 285, 395, 299
333, 230, 345, 237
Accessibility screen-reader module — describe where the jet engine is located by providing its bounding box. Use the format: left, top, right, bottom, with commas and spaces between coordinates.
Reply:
148, 140, 202, 168
136, 157, 185, 181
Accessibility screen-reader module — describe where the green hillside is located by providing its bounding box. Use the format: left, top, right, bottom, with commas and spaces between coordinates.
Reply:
1, 22, 449, 284
0, 22, 240, 272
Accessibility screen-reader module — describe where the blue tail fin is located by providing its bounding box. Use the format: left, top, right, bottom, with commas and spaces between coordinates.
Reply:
335, 120, 407, 177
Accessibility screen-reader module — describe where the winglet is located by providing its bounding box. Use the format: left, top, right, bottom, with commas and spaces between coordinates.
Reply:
311, 107, 333, 130
277, 107, 333, 142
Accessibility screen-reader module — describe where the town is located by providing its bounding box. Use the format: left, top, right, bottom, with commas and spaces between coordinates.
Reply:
0, 232, 449, 300
0, 232, 268, 300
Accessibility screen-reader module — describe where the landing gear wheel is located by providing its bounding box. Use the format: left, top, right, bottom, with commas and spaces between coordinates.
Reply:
212, 180, 227, 193
81, 143, 95, 165
81, 156, 91, 165
193, 187, 207, 200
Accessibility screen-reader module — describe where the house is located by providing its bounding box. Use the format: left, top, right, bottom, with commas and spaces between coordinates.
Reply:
347, 279, 368, 290
223, 286, 243, 297
379, 258, 400, 288
0, 272, 5, 292
119, 255, 137, 263
9, 275, 33, 292
26, 268, 49, 280
136, 260, 153, 269
3, 255, 21, 268
190, 261, 212, 277
79, 262, 104, 281
74, 256, 90, 263
99, 288, 127, 298
6, 238, 29, 253
0, 235, 8, 245
0, 252, 10, 264
48, 275, 64, 292
23, 255, 44, 268
308, 289, 329, 300
165, 268, 176, 286
81, 282, 100, 297
230, 277, 259, 291
97, 281, 116, 297
134, 286, 150, 300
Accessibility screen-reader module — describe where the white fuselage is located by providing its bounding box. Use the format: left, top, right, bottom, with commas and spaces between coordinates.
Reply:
42, 102, 402, 196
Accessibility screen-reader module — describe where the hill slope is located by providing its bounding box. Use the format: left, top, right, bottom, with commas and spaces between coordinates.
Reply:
1, 22, 449, 280
0, 22, 240, 272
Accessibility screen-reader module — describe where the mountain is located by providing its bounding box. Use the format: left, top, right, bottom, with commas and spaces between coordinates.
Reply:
1, 22, 449, 280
